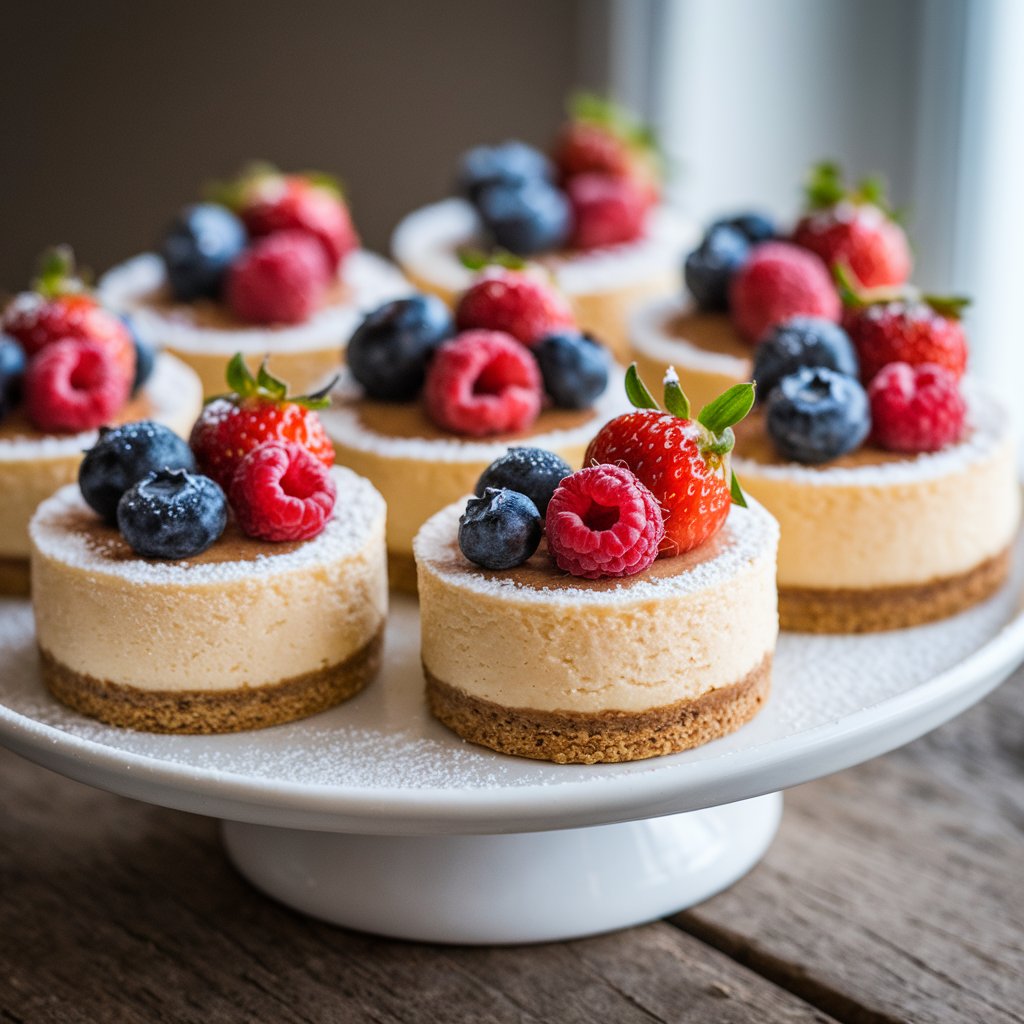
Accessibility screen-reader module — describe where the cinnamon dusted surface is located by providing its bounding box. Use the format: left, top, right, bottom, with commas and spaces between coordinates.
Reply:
667, 309, 752, 361
0, 390, 156, 444
425, 654, 771, 764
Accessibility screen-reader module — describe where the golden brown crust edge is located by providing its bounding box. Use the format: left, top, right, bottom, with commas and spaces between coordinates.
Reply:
39, 628, 383, 734
779, 547, 1011, 634
425, 654, 772, 765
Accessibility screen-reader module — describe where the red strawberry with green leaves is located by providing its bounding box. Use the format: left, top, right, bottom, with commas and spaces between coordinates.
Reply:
585, 366, 754, 555
189, 354, 335, 489
792, 161, 912, 289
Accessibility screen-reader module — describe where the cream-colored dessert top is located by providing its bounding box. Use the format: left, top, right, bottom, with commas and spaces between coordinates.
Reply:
30, 466, 385, 585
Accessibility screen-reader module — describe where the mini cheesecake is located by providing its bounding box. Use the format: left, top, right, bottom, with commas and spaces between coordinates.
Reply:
732, 384, 1020, 632
630, 296, 750, 414
0, 353, 202, 596
391, 198, 694, 362
99, 251, 411, 396
322, 372, 627, 592
29, 466, 387, 733
415, 497, 779, 764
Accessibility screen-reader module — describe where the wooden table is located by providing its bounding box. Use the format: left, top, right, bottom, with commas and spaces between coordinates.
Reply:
2, 665, 1021, 1024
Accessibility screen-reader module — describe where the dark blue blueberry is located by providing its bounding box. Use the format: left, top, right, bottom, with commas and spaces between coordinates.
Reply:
684, 224, 750, 311
475, 447, 572, 517
711, 211, 776, 244
458, 487, 543, 570
81, 421, 197, 525
765, 366, 870, 465
533, 331, 610, 409
476, 179, 572, 256
117, 469, 227, 559
0, 334, 26, 421
121, 315, 156, 395
457, 140, 554, 202
753, 317, 858, 400
347, 294, 454, 401
160, 203, 247, 302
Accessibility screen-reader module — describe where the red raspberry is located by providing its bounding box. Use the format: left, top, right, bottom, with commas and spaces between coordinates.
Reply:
230, 440, 337, 542
566, 173, 647, 249
423, 330, 542, 436
226, 231, 329, 325
455, 270, 575, 347
546, 464, 664, 579
729, 242, 840, 343
23, 339, 130, 432
868, 362, 966, 453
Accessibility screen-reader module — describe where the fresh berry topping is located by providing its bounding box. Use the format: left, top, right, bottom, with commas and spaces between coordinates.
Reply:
159, 203, 247, 302
476, 179, 573, 256
533, 330, 609, 408
752, 317, 859, 400
423, 330, 542, 437
475, 446, 572, 516
545, 464, 664, 579
229, 440, 337, 542
566, 172, 648, 249
868, 362, 966, 453
711, 212, 776, 244
222, 165, 358, 272
121, 315, 156, 395
684, 224, 751, 312
729, 241, 840, 343
225, 230, 329, 325
189, 355, 335, 489
117, 469, 227, 560
765, 366, 870, 464
348, 294, 454, 402
79, 421, 196, 525
0, 334, 26, 422
457, 141, 554, 202
455, 270, 575, 347
458, 487, 543, 570
23, 339, 130, 433
585, 367, 754, 554
792, 161, 911, 289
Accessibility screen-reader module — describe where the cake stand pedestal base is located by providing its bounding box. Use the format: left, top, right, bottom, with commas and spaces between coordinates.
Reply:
222, 791, 782, 944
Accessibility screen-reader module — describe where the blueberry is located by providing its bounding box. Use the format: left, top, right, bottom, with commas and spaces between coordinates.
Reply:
458, 487, 542, 570
533, 331, 610, 409
121, 315, 156, 395
475, 447, 572, 517
117, 469, 227, 559
753, 317, 858, 400
765, 366, 870, 465
0, 334, 26, 421
347, 294, 454, 401
711, 212, 776, 244
160, 203, 247, 302
684, 224, 750, 311
476, 179, 572, 256
80, 421, 197, 525
457, 141, 554, 202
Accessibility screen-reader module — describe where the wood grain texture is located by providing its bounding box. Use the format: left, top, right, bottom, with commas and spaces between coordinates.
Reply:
676, 666, 1024, 1024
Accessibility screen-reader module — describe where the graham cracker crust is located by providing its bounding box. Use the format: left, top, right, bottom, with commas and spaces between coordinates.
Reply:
0, 557, 30, 597
425, 654, 772, 764
39, 628, 383, 734
779, 547, 1012, 634
388, 550, 419, 594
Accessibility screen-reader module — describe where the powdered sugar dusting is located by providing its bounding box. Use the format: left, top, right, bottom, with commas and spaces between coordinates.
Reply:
30, 466, 385, 585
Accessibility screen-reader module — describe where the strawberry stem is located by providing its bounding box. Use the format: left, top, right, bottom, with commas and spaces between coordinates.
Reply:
224, 352, 334, 409
33, 245, 88, 299
457, 246, 528, 272
663, 366, 690, 420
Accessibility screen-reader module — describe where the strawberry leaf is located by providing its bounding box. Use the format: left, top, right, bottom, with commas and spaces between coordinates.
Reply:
256, 359, 288, 401
730, 469, 748, 508
301, 170, 344, 199
625, 363, 660, 411
457, 246, 528, 272
33, 245, 88, 298
698, 383, 755, 435
805, 161, 846, 210
226, 353, 259, 397
922, 293, 971, 320
833, 262, 867, 308
662, 367, 690, 420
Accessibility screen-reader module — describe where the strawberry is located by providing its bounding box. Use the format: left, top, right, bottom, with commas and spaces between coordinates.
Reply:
2, 246, 136, 389
189, 355, 335, 489
792, 161, 912, 289
454, 270, 574, 346
566, 173, 648, 249
585, 366, 753, 555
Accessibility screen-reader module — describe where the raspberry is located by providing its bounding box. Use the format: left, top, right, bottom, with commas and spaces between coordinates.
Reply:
868, 362, 966, 453
422, 330, 542, 436
729, 242, 840, 342
455, 271, 574, 347
230, 440, 337, 542
226, 230, 329, 325
566, 172, 648, 249
23, 339, 130, 432
545, 464, 664, 579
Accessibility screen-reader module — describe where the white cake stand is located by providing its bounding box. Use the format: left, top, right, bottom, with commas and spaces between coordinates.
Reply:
2, 546, 1023, 944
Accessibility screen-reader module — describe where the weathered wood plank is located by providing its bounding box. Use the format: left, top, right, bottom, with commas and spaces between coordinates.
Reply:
0, 749, 835, 1024
675, 666, 1024, 1024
